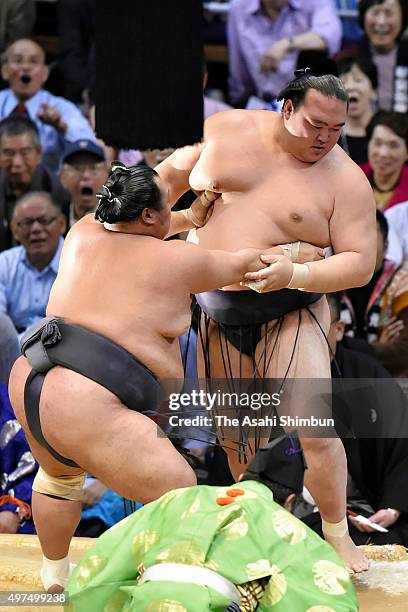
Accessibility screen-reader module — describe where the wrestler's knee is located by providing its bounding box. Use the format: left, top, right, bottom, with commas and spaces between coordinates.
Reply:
33, 466, 86, 501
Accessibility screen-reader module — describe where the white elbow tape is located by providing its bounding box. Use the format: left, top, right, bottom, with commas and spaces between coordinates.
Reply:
322, 516, 348, 538
41, 555, 75, 591
286, 263, 309, 290
279, 241, 300, 262
33, 467, 86, 501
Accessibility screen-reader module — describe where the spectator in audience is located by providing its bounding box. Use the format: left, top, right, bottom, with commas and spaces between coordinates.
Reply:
341, 210, 408, 376
60, 139, 108, 228
358, 0, 408, 113
0, 1, 36, 56
77, 477, 135, 538
0, 191, 65, 382
0, 38, 96, 170
300, 292, 408, 546
57, 0, 95, 105
361, 110, 408, 210
338, 57, 378, 164
385, 199, 408, 264
0, 116, 69, 251
227, 0, 342, 106
0, 382, 37, 534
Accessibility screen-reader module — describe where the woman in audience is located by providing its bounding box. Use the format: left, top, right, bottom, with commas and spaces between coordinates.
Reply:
338, 57, 378, 165
361, 110, 408, 210
358, 0, 408, 113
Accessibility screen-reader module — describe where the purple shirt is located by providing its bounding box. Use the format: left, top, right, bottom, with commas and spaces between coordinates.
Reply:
227, 0, 342, 104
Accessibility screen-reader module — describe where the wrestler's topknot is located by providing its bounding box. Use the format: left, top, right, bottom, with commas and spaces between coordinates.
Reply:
95, 161, 162, 224
277, 70, 349, 111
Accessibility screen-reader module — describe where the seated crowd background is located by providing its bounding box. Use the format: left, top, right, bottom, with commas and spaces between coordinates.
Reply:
0, 0, 408, 547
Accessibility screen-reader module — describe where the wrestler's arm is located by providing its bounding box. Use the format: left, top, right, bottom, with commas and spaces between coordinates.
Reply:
303, 167, 376, 292
167, 240, 265, 294
165, 193, 217, 238
243, 167, 376, 292
155, 143, 205, 207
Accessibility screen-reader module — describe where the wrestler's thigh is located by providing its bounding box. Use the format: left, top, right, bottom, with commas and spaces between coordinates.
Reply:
196, 322, 268, 473
255, 297, 332, 437
10, 362, 195, 502
196, 318, 254, 379
255, 296, 331, 379
8, 357, 84, 479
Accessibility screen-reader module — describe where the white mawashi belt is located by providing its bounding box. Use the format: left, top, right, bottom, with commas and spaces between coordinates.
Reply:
139, 563, 241, 604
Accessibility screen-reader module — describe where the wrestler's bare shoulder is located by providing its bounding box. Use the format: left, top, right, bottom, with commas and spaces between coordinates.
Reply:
322, 144, 372, 187
204, 108, 275, 142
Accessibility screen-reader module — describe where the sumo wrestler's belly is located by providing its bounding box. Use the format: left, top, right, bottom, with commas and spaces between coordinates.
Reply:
190, 194, 330, 252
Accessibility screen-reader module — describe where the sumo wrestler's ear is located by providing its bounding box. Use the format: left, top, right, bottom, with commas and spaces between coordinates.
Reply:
141, 207, 156, 225
283, 99, 294, 119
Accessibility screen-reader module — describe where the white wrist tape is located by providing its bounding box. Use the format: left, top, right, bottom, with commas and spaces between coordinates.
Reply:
41, 555, 75, 591
181, 189, 216, 228
279, 241, 300, 262
322, 516, 348, 538
287, 263, 309, 290
181, 208, 202, 228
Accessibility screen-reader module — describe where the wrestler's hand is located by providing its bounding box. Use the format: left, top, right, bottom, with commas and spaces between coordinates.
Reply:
0, 510, 20, 533
296, 242, 325, 264
260, 38, 290, 73
187, 191, 219, 227
241, 253, 293, 292
37, 103, 67, 133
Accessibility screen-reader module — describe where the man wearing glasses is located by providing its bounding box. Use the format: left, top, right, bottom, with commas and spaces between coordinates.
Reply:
60, 140, 109, 228
0, 191, 66, 383
0, 116, 69, 251
0, 38, 95, 171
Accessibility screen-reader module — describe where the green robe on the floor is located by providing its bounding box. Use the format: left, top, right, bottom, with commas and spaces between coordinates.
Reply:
67, 480, 358, 611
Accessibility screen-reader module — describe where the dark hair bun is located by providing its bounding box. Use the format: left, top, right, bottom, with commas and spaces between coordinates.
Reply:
95, 184, 122, 223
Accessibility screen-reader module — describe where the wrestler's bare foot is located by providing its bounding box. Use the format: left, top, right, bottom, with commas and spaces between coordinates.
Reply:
324, 532, 369, 573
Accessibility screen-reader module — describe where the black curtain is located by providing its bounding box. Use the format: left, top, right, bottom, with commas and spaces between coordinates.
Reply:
94, 0, 204, 150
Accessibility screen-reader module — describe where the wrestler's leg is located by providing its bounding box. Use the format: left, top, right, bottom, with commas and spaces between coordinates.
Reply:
9, 358, 196, 589
196, 319, 268, 481
254, 297, 368, 573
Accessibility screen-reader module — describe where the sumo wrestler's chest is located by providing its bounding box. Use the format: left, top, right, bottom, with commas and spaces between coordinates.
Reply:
241, 168, 333, 244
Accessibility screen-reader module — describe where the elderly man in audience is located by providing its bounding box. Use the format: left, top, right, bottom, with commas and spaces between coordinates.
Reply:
0, 382, 37, 534
0, 191, 65, 382
0, 38, 95, 170
340, 210, 408, 377
60, 139, 108, 228
0, 116, 69, 251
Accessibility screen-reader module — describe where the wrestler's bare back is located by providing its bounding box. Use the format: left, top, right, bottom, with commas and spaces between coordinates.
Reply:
47, 216, 199, 380
189, 110, 351, 272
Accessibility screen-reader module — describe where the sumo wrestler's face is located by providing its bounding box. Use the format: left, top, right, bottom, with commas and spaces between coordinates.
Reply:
283, 90, 347, 163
